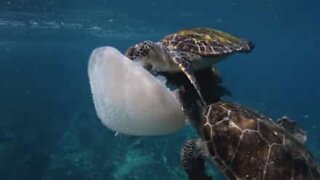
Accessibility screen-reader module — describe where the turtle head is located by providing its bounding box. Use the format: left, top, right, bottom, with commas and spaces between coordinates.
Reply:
125, 40, 160, 70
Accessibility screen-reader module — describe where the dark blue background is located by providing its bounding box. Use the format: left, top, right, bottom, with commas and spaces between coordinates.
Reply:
0, 0, 319, 179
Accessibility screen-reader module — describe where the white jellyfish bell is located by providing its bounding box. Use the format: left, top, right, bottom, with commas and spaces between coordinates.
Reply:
88, 46, 185, 136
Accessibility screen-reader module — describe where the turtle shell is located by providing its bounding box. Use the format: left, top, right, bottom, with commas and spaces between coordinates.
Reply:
160, 28, 254, 57
200, 101, 320, 179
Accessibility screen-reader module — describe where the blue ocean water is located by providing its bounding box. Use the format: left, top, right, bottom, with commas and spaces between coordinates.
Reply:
0, 0, 319, 179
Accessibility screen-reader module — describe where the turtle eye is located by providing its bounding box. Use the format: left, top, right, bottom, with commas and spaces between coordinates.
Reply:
136, 44, 149, 57
141, 47, 149, 56
142, 44, 149, 50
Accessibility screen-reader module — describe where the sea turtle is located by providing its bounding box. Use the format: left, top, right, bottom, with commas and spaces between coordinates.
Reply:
125, 27, 254, 105
178, 97, 320, 179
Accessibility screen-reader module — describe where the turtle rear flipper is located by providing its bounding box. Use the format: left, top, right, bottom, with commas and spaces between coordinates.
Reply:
277, 116, 307, 144
195, 68, 232, 104
170, 52, 207, 105
210, 67, 222, 84
181, 139, 212, 180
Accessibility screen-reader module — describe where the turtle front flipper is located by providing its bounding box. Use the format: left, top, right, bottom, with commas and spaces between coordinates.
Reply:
170, 52, 207, 105
181, 139, 212, 180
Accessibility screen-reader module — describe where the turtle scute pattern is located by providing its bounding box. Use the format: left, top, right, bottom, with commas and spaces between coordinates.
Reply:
200, 101, 320, 180
160, 28, 254, 57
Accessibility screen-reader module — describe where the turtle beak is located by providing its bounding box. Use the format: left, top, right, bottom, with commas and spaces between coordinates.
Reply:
125, 53, 134, 60
124, 46, 136, 60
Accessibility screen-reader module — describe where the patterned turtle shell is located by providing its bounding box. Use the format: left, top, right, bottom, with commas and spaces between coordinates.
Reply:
199, 101, 320, 179
160, 28, 254, 57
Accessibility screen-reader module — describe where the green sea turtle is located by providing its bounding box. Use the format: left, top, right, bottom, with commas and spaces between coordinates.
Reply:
178, 94, 320, 179
125, 27, 254, 105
